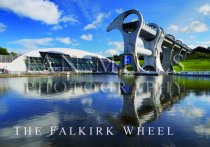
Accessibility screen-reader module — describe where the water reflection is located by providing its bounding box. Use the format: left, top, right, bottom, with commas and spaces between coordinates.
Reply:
0, 75, 210, 147
107, 76, 186, 129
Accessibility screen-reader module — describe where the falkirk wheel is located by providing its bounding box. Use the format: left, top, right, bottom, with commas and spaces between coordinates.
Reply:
107, 9, 192, 75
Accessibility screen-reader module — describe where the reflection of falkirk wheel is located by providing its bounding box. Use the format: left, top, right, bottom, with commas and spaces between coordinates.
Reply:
107, 9, 192, 74
106, 76, 185, 128
119, 76, 164, 126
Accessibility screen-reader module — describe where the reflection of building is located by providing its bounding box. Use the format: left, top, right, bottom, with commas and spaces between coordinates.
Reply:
0, 75, 121, 99
5, 48, 118, 74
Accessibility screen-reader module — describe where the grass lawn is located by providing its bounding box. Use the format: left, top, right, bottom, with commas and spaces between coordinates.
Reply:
114, 59, 210, 72
173, 59, 210, 72
114, 60, 144, 71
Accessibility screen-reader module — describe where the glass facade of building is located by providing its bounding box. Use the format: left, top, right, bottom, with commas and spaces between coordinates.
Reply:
25, 57, 49, 71
25, 52, 118, 73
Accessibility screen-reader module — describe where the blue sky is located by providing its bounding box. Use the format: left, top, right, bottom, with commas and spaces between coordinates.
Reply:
0, 0, 210, 56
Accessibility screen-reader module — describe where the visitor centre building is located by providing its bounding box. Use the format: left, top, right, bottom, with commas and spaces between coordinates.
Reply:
5, 48, 118, 74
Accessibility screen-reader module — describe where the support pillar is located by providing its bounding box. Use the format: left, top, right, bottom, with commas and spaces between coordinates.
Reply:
107, 10, 144, 74
162, 46, 174, 73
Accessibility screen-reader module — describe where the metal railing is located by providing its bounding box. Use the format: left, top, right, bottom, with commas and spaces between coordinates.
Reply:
176, 71, 210, 76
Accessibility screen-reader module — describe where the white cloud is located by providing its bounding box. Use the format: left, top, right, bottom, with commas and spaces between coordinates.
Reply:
194, 120, 210, 136
197, 40, 210, 45
104, 39, 143, 56
104, 41, 124, 56
188, 45, 199, 49
115, 8, 124, 14
59, 15, 79, 24
84, 13, 109, 30
52, 25, 62, 31
51, 15, 79, 31
168, 21, 208, 33
0, 113, 59, 140
12, 37, 54, 49
105, 49, 119, 56
108, 41, 124, 50
0, 23, 6, 32
188, 40, 210, 48
80, 34, 93, 41
179, 107, 204, 118
11, 37, 78, 49
106, 38, 143, 56
84, 24, 96, 30
168, 25, 179, 32
0, 0, 61, 25
199, 4, 210, 15
56, 37, 72, 45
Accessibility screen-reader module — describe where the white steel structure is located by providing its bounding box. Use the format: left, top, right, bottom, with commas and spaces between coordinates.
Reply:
107, 9, 192, 74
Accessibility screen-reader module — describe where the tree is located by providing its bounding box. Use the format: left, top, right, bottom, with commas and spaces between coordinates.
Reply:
0, 47, 9, 55
193, 46, 210, 53
10, 52, 17, 56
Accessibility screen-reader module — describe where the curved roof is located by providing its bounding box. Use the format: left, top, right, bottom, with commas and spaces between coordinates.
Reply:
24, 48, 105, 58
5, 48, 105, 73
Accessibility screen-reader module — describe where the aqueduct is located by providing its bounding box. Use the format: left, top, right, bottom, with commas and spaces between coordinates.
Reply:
107, 9, 192, 74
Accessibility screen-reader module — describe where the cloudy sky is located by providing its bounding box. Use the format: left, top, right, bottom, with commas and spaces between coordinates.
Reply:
0, 0, 210, 56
